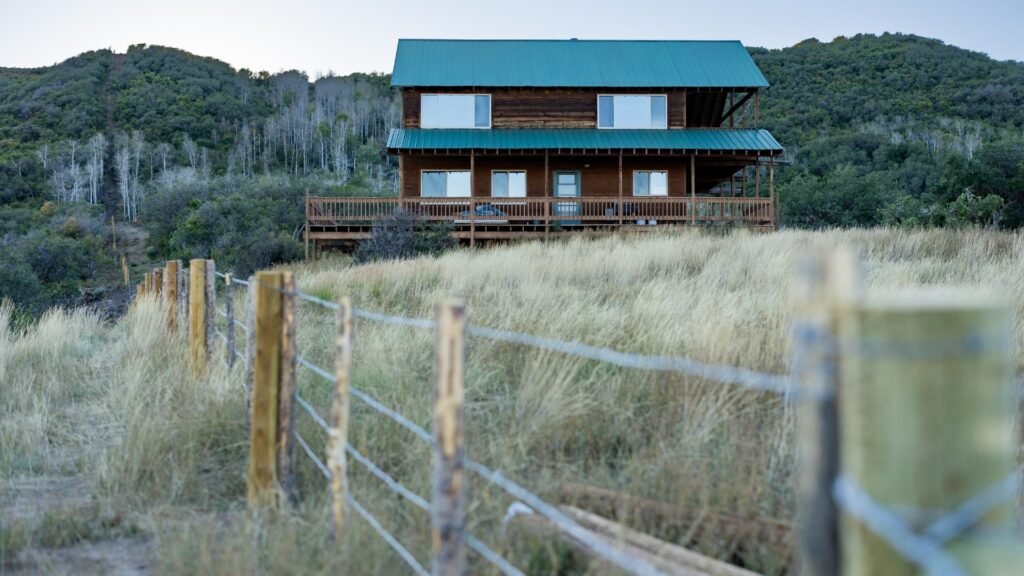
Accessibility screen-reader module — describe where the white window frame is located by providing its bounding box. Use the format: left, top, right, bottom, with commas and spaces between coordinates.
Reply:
597, 94, 668, 129
420, 94, 491, 129
632, 170, 669, 197
490, 170, 528, 202
420, 170, 472, 200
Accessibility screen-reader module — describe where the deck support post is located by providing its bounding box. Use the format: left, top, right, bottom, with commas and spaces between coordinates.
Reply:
617, 151, 623, 227
743, 165, 748, 197
469, 150, 475, 248
304, 193, 309, 260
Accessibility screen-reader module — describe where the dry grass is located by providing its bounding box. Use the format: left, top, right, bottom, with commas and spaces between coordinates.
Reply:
2, 227, 1023, 575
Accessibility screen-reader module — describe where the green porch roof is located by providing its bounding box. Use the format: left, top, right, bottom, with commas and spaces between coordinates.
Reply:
386, 128, 783, 153
391, 39, 769, 88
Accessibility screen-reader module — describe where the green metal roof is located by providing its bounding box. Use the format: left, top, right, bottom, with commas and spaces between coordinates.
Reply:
391, 39, 769, 88
387, 128, 783, 152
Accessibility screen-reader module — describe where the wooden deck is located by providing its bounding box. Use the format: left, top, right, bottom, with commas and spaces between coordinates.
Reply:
305, 196, 776, 252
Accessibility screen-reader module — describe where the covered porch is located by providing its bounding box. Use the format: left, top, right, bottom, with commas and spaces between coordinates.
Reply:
305, 128, 783, 254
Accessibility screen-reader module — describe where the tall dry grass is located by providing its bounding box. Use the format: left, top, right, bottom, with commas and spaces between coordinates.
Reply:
3, 227, 1023, 575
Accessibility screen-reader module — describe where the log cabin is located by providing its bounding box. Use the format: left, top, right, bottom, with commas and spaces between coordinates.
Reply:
306, 39, 784, 253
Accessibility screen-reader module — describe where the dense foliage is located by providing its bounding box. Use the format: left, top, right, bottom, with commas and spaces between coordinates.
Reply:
0, 202, 115, 314
752, 33, 1024, 227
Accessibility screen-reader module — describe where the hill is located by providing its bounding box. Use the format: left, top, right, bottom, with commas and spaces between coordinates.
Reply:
2, 35, 1024, 314
750, 33, 1024, 228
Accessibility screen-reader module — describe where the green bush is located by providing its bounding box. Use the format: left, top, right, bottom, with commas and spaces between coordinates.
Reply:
353, 210, 455, 263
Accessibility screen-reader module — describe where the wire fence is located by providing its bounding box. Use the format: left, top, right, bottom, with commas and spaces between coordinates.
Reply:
147, 260, 1023, 576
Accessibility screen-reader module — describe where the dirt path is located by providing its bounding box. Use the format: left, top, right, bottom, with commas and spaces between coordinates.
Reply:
1, 476, 152, 575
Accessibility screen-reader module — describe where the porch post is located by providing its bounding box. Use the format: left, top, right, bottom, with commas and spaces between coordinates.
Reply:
544, 150, 550, 242
770, 156, 776, 229
689, 155, 696, 223
756, 159, 761, 197
469, 150, 476, 248
617, 151, 623, 227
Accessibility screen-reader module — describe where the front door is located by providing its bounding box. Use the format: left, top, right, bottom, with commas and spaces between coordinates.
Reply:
554, 171, 581, 225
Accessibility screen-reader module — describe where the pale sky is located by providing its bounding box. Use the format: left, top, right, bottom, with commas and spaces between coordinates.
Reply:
1, 0, 1022, 75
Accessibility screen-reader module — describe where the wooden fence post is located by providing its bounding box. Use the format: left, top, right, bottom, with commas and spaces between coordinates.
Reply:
121, 255, 129, 286
248, 271, 284, 508
153, 268, 163, 297
165, 260, 180, 333
794, 248, 857, 576
244, 275, 256, 396
144, 272, 152, 295
328, 296, 353, 543
277, 272, 297, 504
837, 284, 1023, 575
189, 259, 207, 376
432, 299, 467, 576
205, 260, 216, 361
225, 274, 235, 367
181, 267, 189, 327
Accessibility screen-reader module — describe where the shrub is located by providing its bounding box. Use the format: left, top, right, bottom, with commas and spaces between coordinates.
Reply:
353, 210, 455, 263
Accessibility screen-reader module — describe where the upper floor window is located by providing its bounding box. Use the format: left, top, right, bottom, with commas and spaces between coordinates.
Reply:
421, 94, 491, 129
598, 95, 667, 129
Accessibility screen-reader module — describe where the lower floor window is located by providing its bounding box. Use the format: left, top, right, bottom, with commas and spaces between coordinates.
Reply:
422, 171, 471, 197
491, 171, 526, 197
633, 170, 668, 196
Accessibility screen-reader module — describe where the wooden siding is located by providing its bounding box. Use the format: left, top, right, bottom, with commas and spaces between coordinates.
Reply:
403, 88, 736, 129
401, 154, 758, 198
403, 155, 676, 198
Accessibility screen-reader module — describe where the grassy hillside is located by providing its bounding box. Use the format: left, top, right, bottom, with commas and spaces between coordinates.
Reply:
4, 228, 1024, 574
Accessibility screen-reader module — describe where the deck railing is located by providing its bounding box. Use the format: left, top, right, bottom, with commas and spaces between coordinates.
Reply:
307, 196, 774, 227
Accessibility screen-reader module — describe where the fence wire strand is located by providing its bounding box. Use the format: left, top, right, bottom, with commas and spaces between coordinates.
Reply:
467, 324, 794, 396
466, 460, 666, 576
294, 430, 429, 576
296, 355, 435, 445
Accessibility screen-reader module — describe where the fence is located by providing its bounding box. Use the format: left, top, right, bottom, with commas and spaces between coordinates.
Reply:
132, 250, 1024, 576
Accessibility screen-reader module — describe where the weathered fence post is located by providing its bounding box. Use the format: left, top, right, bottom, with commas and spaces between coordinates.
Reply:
432, 299, 467, 576
153, 268, 163, 297
248, 271, 284, 508
328, 296, 353, 543
837, 284, 1024, 574
277, 272, 298, 504
144, 272, 152, 295
225, 274, 235, 367
204, 260, 216, 361
180, 266, 189, 328
794, 248, 857, 576
165, 260, 180, 333
189, 259, 207, 376
244, 275, 256, 396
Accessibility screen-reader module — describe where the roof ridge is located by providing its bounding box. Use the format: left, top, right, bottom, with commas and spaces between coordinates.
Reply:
397, 39, 745, 43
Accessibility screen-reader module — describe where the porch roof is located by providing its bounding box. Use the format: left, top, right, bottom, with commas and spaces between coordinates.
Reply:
386, 128, 783, 154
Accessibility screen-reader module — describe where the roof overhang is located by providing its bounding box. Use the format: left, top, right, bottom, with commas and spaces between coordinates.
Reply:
386, 129, 784, 156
